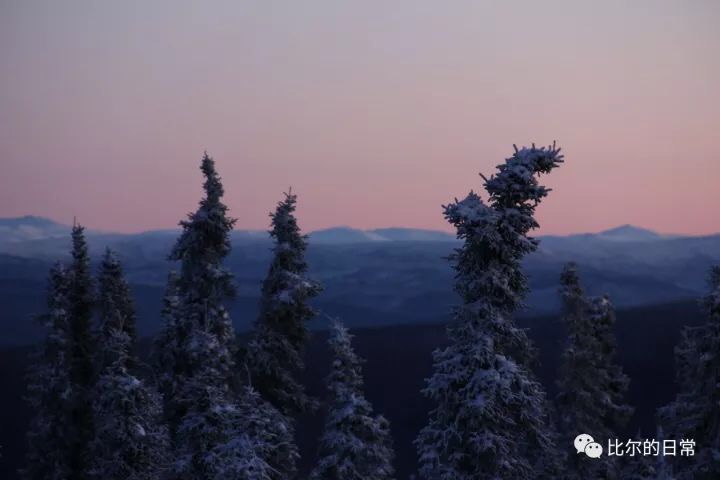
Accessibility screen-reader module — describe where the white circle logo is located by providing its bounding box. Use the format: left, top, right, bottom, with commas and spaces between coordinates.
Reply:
584, 441, 603, 458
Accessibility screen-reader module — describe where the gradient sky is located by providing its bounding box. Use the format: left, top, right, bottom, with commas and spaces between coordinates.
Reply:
1, 0, 718, 235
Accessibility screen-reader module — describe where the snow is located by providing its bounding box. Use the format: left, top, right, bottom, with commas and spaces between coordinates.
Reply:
417, 144, 564, 479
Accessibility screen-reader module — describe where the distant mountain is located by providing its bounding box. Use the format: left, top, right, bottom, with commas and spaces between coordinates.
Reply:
369, 228, 456, 242
309, 226, 389, 243
1, 215, 720, 347
0, 215, 70, 242
595, 224, 664, 242
0, 215, 691, 246
0, 218, 460, 246
309, 227, 457, 243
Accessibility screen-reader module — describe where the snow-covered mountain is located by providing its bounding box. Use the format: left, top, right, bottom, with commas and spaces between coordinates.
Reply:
0, 217, 457, 246
0, 216, 72, 242
309, 227, 390, 244
369, 228, 456, 242
308, 226, 456, 243
1, 215, 719, 347
588, 225, 663, 242
0, 215, 691, 246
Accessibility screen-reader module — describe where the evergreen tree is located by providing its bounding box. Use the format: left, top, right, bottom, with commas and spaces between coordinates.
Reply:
555, 263, 633, 478
173, 330, 274, 480
311, 321, 395, 480
244, 190, 321, 416
154, 270, 181, 430
237, 386, 299, 480
68, 223, 96, 388
166, 152, 237, 431
98, 248, 136, 342
21, 263, 74, 480
168, 153, 273, 479
658, 266, 720, 479
67, 223, 97, 478
86, 249, 169, 479
416, 144, 565, 480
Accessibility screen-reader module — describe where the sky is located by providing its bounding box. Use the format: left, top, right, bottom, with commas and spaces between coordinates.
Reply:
1, 0, 718, 235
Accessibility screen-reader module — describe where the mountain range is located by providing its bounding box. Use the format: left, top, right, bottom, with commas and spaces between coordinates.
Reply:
0, 216, 677, 246
1, 216, 718, 347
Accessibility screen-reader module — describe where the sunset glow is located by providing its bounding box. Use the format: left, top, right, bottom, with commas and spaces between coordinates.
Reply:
1, 0, 718, 235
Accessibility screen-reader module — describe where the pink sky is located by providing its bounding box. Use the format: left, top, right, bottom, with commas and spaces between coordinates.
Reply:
1, 1, 718, 235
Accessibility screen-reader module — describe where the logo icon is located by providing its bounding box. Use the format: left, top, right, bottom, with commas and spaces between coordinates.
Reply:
574, 433, 603, 458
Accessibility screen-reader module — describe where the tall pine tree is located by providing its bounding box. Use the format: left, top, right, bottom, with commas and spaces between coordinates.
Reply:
166, 152, 237, 431
244, 191, 321, 416
311, 320, 395, 480
658, 266, 720, 479
21, 263, 74, 480
154, 270, 181, 431
236, 385, 300, 480
67, 223, 97, 478
416, 144, 564, 479
167, 153, 274, 479
555, 263, 633, 478
97, 247, 136, 342
86, 249, 169, 479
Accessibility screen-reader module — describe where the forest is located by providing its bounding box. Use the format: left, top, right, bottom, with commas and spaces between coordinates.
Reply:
9, 145, 720, 480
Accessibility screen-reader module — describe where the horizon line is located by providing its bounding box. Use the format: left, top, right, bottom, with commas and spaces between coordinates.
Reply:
1, 215, 718, 239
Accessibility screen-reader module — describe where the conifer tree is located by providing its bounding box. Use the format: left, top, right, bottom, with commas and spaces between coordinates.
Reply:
86, 249, 169, 479
68, 223, 96, 387
311, 321, 395, 480
21, 263, 74, 480
416, 144, 565, 480
658, 266, 720, 479
237, 385, 299, 480
166, 152, 237, 430
167, 153, 273, 479
555, 263, 633, 478
244, 191, 321, 416
67, 223, 97, 478
98, 248, 136, 342
154, 270, 181, 428
172, 331, 276, 480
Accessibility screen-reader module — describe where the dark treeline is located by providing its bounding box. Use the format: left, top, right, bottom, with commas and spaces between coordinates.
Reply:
17, 146, 720, 479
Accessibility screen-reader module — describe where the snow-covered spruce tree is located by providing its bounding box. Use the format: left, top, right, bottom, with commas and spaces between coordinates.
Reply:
67, 223, 97, 477
166, 152, 237, 430
173, 331, 276, 480
658, 266, 720, 480
21, 263, 74, 480
85, 249, 170, 480
236, 385, 299, 479
168, 153, 274, 479
97, 248, 137, 371
244, 191, 321, 416
154, 270, 181, 429
98, 248, 136, 342
416, 144, 565, 480
311, 321, 395, 480
68, 224, 96, 386
555, 263, 632, 479
587, 294, 633, 427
